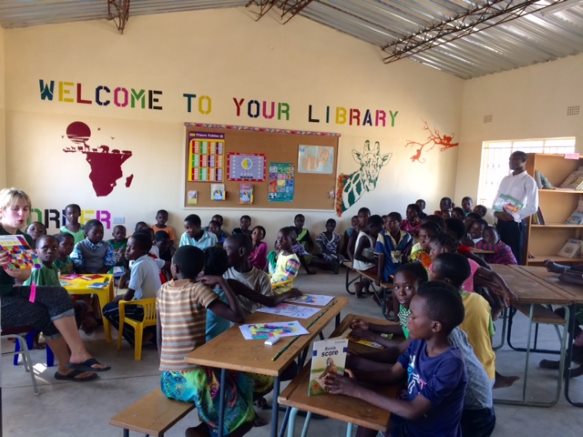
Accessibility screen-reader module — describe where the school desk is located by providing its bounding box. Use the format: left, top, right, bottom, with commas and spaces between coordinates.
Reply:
60, 273, 114, 342
490, 264, 573, 407
512, 266, 583, 407
184, 296, 348, 437
278, 363, 397, 437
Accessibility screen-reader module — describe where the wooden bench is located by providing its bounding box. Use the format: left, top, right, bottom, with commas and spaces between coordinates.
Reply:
109, 388, 195, 437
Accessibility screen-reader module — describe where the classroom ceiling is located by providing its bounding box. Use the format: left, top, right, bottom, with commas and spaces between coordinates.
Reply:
1, 0, 583, 79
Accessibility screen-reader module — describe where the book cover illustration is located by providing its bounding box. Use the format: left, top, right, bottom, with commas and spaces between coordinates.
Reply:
308, 338, 348, 396
210, 183, 226, 201
239, 321, 308, 340
239, 183, 254, 204
558, 239, 582, 258
493, 194, 523, 214
0, 235, 41, 270
187, 190, 198, 205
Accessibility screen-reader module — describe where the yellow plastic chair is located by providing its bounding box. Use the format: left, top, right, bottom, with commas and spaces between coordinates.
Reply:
117, 298, 157, 361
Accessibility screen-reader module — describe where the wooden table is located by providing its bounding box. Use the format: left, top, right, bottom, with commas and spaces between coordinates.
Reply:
278, 313, 399, 436
184, 296, 348, 437
491, 265, 575, 406
278, 364, 397, 436
512, 266, 583, 407
60, 273, 114, 342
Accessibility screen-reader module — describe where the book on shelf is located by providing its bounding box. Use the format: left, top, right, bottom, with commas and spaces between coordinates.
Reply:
560, 166, 583, 190
565, 199, 583, 225
532, 207, 545, 225
308, 338, 348, 396
557, 239, 583, 258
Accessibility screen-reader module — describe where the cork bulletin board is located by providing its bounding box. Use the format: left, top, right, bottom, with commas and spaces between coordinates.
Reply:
184, 123, 339, 210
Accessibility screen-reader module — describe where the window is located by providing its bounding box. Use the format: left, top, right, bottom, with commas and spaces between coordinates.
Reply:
477, 137, 576, 207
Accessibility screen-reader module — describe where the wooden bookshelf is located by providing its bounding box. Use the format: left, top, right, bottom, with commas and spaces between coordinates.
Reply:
526, 154, 583, 266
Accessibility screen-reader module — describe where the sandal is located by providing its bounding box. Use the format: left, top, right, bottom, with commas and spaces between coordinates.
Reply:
55, 369, 98, 382
69, 358, 111, 372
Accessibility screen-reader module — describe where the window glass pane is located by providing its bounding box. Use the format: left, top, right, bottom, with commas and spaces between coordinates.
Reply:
476, 137, 576, 209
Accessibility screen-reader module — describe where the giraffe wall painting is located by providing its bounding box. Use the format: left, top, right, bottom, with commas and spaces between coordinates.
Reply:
335, 140, 391, 216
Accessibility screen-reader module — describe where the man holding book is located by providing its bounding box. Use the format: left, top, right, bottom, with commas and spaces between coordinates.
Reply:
493, 151, 538, 264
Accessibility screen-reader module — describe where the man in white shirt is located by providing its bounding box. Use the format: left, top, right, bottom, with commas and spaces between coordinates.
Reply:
493, 151, 538, 264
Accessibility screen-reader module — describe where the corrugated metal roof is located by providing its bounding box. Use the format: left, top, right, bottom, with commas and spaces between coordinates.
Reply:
1, 0, 582, 79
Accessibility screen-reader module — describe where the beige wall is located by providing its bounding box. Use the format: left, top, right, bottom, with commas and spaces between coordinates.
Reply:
0, 25, 6, 187
456, 54, 583, 203
4, 8, 462, 239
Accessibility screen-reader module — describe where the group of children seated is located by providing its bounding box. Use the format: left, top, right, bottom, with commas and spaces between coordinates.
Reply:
23, 198, 521, 437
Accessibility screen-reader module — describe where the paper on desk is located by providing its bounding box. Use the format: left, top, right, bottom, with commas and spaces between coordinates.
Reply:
284, 294, 334, 306
239, 321, 309, 340
255, 303, 320, 319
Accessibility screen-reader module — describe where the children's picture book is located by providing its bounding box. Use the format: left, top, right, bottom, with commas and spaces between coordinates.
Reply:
493, 193, 523, 214
565, 199, 583, 225
284, 294, 334, 307
239, 183, 254, 204
187, 190, 198, 205
308, 338, 348, 396
256, 303, 320, 319
558, 239, 582, 258
210, 183, 226, 200
239, 321, 308, 340
0, 235, 41, 270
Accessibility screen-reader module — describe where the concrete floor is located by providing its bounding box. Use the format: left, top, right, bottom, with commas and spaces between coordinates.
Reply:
1, 269, 582, 437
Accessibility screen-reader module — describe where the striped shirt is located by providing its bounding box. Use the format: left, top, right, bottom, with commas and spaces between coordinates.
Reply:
157, 279, 218, 372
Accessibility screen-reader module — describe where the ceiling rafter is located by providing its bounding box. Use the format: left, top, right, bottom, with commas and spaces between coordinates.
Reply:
246, 0, 315, 23
107, 0, 130, 34
382, 0, 570, 64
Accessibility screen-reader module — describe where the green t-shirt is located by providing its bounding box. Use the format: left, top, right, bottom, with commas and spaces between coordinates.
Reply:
24, 264, 60, 287
55, 256, 74, 274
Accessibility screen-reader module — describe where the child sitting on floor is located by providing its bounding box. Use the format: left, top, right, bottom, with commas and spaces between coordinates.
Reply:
151, 209, 177, 244
476, 226, 517, 265
293, 214, 315, 274
325, 282, 467, 437
314, 218, 341, 274
26, 221, 46, 247
232, 214, 252, 237
401, 204, 422, 235
206, 214, 229, 245
158, 245, 254, 437
353, 215, 383, 298
249, 225, 268, 271
60, 203, 85, 244
270, 227, 302, 294
179, 214, 218, 249
103, 232, 161, 346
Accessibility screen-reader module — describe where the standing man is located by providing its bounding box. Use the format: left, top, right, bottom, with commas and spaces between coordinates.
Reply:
493, 151, 538, 264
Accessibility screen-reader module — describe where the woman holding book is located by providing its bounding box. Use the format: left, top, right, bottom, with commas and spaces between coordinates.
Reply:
0, 187, 110, 382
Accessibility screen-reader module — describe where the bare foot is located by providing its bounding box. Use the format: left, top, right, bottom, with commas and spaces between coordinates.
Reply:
494, 373, 520, 389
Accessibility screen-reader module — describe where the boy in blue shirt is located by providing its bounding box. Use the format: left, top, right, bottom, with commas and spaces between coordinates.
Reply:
325, 282, 467, 437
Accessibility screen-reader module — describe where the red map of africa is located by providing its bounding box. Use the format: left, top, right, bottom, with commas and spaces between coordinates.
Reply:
63, 121, 134, 197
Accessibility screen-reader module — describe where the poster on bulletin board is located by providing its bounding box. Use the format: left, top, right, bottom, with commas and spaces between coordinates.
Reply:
268, 162, 295, 202
187, 132, 224, 182
227, 153, 266, 181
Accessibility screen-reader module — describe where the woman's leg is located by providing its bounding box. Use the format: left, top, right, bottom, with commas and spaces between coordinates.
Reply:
52, 316, 108, 368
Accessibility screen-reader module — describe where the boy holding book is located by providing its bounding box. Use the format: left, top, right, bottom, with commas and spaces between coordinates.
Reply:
325, 282, 467, 437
